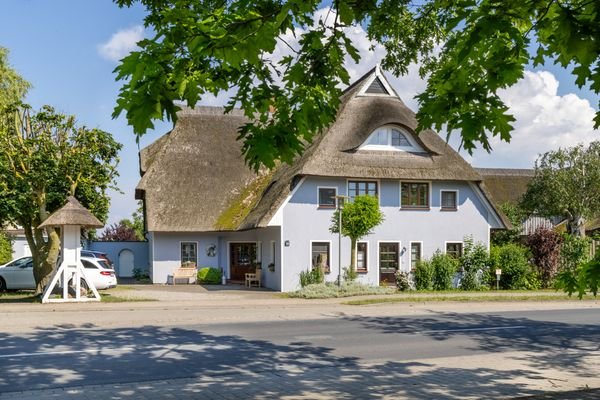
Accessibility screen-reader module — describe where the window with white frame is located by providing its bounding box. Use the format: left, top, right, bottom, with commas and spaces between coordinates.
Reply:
311, 242, 330, 273
410, 242, 422, 270
356, 242, 368, 273
360, 126, 424, 152
181, 242, 197, 265
446, 242, 463, 259
318, 187, 337, 208
441, 190, 458, 210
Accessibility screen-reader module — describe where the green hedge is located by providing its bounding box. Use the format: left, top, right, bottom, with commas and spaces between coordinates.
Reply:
197, 267, 222, 284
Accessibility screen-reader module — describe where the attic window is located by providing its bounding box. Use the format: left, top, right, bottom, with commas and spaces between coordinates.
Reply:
366, 77, 389, 95
360, 126, 424, 152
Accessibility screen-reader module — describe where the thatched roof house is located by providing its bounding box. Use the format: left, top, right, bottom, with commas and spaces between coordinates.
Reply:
137, 67, 507, 233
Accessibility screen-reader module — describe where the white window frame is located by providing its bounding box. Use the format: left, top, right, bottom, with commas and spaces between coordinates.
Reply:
309, 240, 332, 274
440, 189, 459, 211
400, 181, 432, 209
179, 241, 198, 266
359, 125, 425, 153
317, 186, 338, 209
356, 241, 369, 273
444, 241, 464, 258
409, 241, 423, 270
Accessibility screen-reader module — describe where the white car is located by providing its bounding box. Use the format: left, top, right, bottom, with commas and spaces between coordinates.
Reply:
0, 256, 117, 291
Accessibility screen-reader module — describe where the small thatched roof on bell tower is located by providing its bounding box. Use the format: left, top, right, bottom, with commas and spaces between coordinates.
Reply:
37, 196, 103, 229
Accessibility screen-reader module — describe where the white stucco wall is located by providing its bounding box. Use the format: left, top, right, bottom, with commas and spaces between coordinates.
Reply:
150, 227, 281, 290
279, 177, 496, 292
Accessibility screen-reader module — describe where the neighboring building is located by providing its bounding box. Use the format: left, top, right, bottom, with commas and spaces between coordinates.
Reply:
2, 225, 31, 260
136, 67, 507, 291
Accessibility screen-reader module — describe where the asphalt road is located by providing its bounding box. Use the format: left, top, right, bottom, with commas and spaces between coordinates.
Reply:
1, 307, 599, 396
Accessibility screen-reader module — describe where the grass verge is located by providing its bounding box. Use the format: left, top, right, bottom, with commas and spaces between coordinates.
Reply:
287, 282, 396, 299
344, 293, 598, 305
100, 294, 157, 303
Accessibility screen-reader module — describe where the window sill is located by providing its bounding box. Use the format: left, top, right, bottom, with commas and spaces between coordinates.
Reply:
356, 270, 368, 274
440, 207, 458, 212
400, 207, 430, 211
318, 205, 336, 210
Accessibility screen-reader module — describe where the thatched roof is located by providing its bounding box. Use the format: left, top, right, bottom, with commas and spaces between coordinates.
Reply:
136, 107, 258, 232
475, 168, 535, 206
139, 67, 506, 232
38, 196, 103, 229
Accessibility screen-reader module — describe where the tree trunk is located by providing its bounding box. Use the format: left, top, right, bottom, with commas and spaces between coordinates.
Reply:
34, 228, 60, 294
350, 238, 357, 270
568, 216, 586, 237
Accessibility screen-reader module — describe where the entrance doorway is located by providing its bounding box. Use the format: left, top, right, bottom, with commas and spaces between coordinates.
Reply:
379, 242, 399, 285
229, 243, 257, 281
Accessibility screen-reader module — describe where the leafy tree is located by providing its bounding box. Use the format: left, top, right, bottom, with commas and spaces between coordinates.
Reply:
121, 201, 145, 240
330, 195, 384, 272
0, 47, 31, 110
113, 0, 600, 171
99, 221, 138, 241
492, 202, 525, 245
0, 106, 121, 293
0, 231, 13, 265
526, 227, 563, 288
521, 142, 600, 237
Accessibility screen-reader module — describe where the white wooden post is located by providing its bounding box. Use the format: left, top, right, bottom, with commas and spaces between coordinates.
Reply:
41, 225, 101, 303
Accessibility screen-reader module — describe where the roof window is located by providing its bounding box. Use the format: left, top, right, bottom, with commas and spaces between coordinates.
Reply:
360, 126, 425, 152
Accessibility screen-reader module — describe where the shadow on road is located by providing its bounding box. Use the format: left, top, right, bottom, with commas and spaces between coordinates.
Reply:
343, 311, 600, 375
0, 311, 597, 398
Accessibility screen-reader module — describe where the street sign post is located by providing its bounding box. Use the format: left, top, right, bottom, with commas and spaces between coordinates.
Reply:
495, 269, 502, 290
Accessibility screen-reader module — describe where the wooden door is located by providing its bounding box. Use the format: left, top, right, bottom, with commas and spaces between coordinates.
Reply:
230, 243, 257, 281
379, 242, 399, 285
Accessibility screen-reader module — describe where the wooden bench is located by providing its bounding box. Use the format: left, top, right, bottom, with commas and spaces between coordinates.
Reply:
245, 268, 262, 288
171, 267, 197, 285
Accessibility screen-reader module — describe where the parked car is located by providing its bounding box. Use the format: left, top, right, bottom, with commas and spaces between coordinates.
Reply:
0, 256, 117, 291
81, 250, 114, 269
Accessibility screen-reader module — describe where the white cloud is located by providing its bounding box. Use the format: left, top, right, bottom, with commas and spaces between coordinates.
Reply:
459, 70, 599, 168
98, 25, 144, 62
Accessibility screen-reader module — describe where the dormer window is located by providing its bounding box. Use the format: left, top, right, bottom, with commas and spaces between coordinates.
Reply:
360, 126, 425, 152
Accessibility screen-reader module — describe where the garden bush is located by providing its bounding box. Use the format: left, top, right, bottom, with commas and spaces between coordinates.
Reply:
526, 227, 563, 288
197, 267, 222, 284
489, 244, 536, 289
413, 260, 433, 290
431, 251, 458, 290
459, 236, 489, 290
299, 266, 325, 287
395, 270, 412, 291
343, 265, 358, 282
559, 234, 590, 273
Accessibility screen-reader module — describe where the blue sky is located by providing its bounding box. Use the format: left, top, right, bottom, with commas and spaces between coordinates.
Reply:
1, 1, 598, 226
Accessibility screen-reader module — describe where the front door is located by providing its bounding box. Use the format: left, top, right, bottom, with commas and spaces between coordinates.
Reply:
230, 243, 257, 281
379, 242, 399, 285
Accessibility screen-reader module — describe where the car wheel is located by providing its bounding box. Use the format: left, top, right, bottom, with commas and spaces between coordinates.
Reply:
0, 277, 6, 292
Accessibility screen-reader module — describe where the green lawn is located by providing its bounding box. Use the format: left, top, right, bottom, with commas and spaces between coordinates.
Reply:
343, 291, 597, 305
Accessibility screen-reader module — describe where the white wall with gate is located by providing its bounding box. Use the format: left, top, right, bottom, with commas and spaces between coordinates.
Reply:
87, 241, 149, 278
